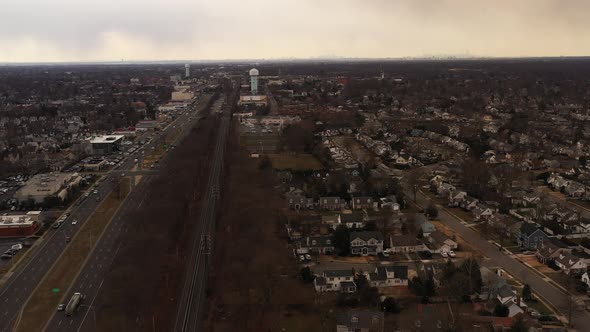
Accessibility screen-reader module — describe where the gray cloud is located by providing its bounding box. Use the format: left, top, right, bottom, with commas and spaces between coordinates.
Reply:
0, 0, 589, 62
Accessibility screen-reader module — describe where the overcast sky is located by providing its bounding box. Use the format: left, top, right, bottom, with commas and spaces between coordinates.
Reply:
1, 0, 589, 62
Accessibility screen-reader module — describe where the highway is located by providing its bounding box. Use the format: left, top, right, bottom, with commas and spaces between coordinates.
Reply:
0, 92, 212, 332
173, 83, 236, 332
43, 93, 217, 332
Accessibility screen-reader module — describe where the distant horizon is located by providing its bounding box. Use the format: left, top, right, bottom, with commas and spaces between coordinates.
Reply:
1, 55, 590, 66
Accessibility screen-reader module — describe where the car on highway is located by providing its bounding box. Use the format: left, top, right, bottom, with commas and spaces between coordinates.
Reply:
1, 254, 12, 260
65, 236, 71, 243
52, 222, 62, 229
57, 304, 65, 312
71, 219, 78, 225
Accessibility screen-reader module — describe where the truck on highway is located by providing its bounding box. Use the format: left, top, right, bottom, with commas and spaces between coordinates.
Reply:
65, 292, 84, 316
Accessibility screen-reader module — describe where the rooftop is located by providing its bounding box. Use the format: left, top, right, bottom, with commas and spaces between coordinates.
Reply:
88, 135, 124, 144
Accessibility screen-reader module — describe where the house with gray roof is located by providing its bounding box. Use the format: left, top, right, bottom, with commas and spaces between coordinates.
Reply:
518, 222, 548, 250
366, 265, 409, 287
350, 231, 384, 256
336, 310, 384, 332
314, 269, 356, 293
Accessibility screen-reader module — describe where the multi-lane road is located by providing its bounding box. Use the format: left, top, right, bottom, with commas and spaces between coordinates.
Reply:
0, 93, 211, 332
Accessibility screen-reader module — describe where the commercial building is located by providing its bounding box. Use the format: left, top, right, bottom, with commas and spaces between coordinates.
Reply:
87, 135, 124, 155
0, 211, 42, 237
14, 173, 82, 203
136, 120, 161, 131
238, 95, 268, 106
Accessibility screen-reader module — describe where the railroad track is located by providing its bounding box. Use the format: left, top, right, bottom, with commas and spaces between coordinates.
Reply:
174, 81, 237, 332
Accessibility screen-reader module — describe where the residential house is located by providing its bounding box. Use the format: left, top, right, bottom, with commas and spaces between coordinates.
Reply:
517, 223, 549, 250
480, 267, 508, 300
448, 190, 467, 207
535, 238, 569, 264
415, 214, 436, 237
321, 214, 341, 230
437, 182, 456, 198
389, 235, 428, 253
460, 196, 479, 211
319, 196, 344, 210
564, 181, 586, 198
366, 265, 409, 287
352, 196, 375, 210
285, 192, 315, 210
379, 196, 400, 211
340, 211, 367, 229
427, 230, 458, 253
335, 310, 384, 332
294, 236, 335, 255
350, 231, 384, 256
314, 269, 357, 293
554, 252, 587, 275
473, 205, 495, 222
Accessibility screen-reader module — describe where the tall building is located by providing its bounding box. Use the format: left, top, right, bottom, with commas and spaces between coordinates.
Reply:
249, 68, 259, 95
185, 64, 190, 78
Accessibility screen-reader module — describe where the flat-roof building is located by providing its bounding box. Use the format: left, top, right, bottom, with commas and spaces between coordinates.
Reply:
0, 211, 42, 237
87, 135, 124, 155
14, 173, 81, 203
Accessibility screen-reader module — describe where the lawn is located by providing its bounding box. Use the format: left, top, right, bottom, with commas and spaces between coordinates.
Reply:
16, 178, 130, 332
267, 153, 324, 171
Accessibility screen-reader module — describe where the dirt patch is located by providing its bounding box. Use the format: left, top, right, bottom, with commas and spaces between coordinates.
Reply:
16, 178, 130, 332
204, 124, 325, 331
267, 153, 324, 171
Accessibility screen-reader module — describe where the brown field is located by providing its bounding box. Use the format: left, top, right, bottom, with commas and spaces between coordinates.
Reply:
16, 178, 130, 332
268, 153, 324, 171
90, 106, 219, 331
204, 126, 326, 331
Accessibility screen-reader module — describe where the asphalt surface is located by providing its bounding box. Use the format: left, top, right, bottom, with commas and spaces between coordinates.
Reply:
411, 189, 590, 328
43, 95, 213, 332
0, 95, 210, 332
174, 87, 235, 332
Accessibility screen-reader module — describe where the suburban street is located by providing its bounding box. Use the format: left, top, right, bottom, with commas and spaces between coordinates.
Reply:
412, 189, 590, 328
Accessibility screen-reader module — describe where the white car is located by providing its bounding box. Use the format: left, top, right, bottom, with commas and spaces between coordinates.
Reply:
299, 255, 305, 263
71, 220, 78, 225
441, 252, 449, 258
305, 254, 312, 261
448, 251, 457, 258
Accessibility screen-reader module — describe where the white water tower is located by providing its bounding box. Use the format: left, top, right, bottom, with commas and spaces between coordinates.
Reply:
185, 64, 190, 78
249, 68, 259, 95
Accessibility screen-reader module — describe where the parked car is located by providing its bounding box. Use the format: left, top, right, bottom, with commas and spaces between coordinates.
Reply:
299, 255, 305, 263
441, 252, 449, 258
305, 254, 312, 261
448, 251, 457, 258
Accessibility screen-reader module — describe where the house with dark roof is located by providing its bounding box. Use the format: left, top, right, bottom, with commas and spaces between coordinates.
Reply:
518, 222, 549, 250
366, 265, 409, 287
285, 190, 314, 210
319, 196, 344, 210
351, 196, 376, 210
427, 230, 458, 253
389, 235, 428, 253
314, 269, 356, 293
294, 236, 335, 255
554, 252, 587, 275
336, 310, 384, 332
535, 238, 569, 264
350, 231, 384, 256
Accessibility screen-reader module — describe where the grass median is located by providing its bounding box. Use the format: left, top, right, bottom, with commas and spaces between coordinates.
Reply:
16, 178, 130, 332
